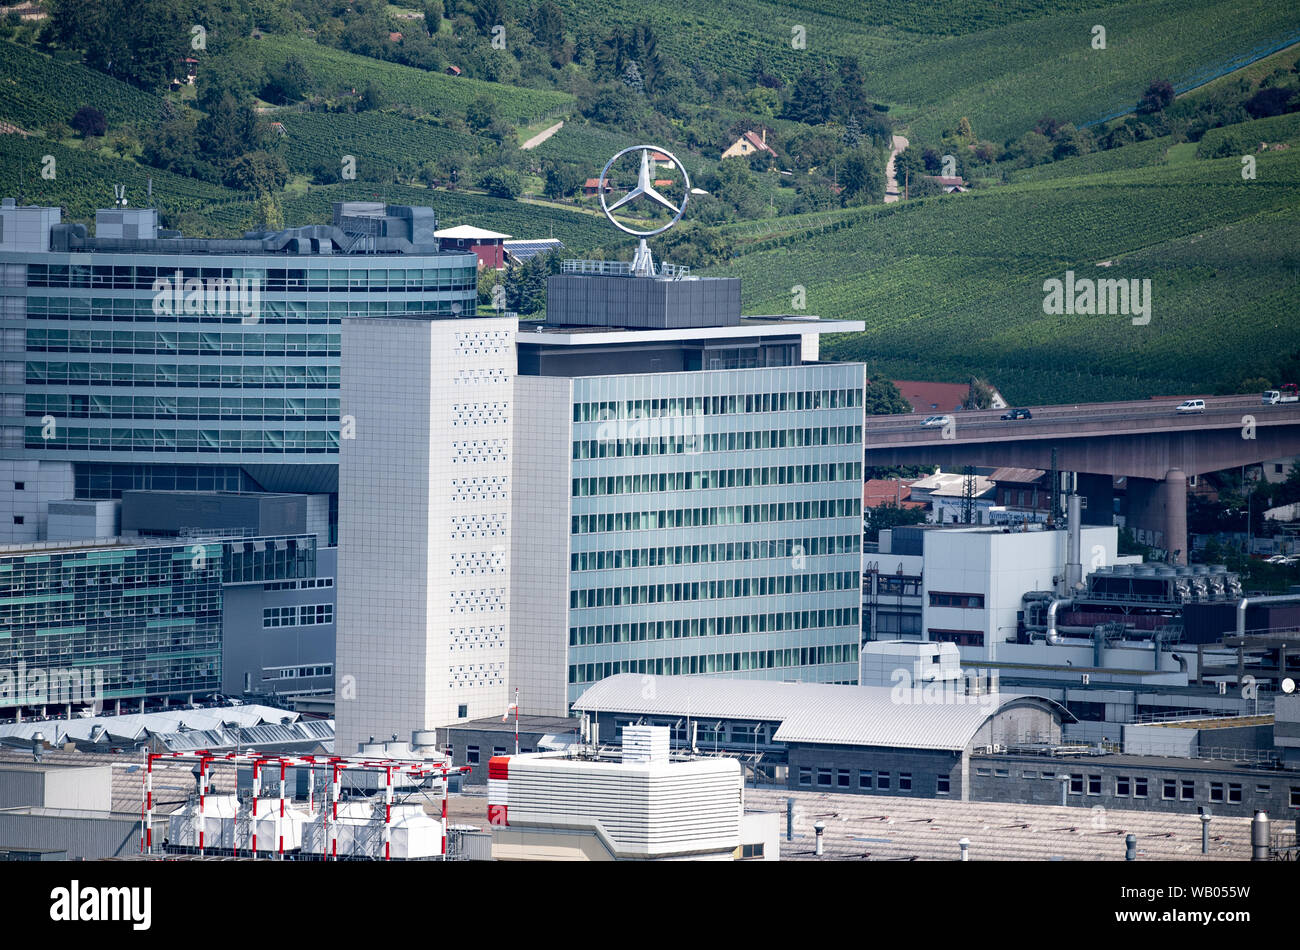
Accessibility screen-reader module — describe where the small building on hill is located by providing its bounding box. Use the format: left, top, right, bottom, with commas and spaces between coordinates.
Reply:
722, 130, 775, 161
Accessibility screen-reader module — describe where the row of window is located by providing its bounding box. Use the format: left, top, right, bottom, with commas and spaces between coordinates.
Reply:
570, 534, 860, 573
572, 389, 863, 422
929, 592, 986, 609
798, 767, 945, 794
25, 428, 338, 452
569, 570, 860, 609
262, 604, 335, 628
875, 576, 923, 596
571, 499, 862, 535
568, 643, 858, 683
26, 329, 339, 357
569, 607, 862, 645
26, 296, 468, 319
266, 663, 333, 680
983, 768, 1300, 807
572, 425, 862, 459
23, 394, 339, 422
264, 577, 334, 591
26, 362, 339, 388
572, 462, 863, 498
24, 263, 477, 291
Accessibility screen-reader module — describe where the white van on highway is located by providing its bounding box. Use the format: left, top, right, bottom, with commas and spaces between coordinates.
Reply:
1263, 390, 1281, 405
1175, 399, 1205, 413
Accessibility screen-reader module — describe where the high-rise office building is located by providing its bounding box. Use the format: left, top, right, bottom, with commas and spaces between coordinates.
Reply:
0, 197, 478, 544
335, 234, 865, 745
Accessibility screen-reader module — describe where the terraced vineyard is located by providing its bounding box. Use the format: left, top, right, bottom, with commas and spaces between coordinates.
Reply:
0, 136, 252, 230
863, 0, 1300, 143
276, 110, 486, 178
1006, 137, 1174, 182
280, 182, 610, 252
705, 147, 1300, 404
239, 35, 573, 123
0, 39, 163, 131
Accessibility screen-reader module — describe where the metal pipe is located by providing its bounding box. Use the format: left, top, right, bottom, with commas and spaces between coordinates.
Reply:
814, 820, 825, 856
1046, 599, 1074, 644
1125, 834, 1136, 860
1200, 813, 1211, 855
1238, 594, 1300, 638
1252, 811, 1270, 861
958, 837, 970, 861
786, 797, 794, 842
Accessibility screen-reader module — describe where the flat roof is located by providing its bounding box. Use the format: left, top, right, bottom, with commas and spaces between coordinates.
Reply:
517, 316, 865, 346
446, 715, 578, 735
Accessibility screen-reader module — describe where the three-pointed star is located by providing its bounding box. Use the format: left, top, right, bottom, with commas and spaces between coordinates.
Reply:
606, 149, 679, 214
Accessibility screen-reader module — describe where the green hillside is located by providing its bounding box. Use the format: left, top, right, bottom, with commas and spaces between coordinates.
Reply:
276, 110, 485, 179
241, 35, 573, 123
0, 136, 252, 230
863, 0, 1300, 143
0, 40, 163, 131
705, 146, 1300, 404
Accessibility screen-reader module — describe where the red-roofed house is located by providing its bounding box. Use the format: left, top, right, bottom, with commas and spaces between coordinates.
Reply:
722, 130, 775, 161
583, 178, 612, 197
891, 380, 1006, 413
928, 175, 968, 193
435, 225, 512, 269
863, 479, 925, 510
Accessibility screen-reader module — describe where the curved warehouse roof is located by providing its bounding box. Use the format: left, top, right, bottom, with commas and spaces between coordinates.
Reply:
573, 674, 1073, 752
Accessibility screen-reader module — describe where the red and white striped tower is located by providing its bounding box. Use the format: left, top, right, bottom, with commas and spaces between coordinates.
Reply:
278, 760, 287, 859
198, 756, 209, 856
487, 755, 509, 827
144, 751, 154, 854
382, 766, 393, 861
251, 760, 262, 855
441, 764, 449, 858
329, 763, 341, 860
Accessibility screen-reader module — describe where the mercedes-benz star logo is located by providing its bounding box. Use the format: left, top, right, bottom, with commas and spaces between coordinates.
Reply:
598, 144, 690, 238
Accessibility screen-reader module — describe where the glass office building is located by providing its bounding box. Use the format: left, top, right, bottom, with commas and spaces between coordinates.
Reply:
0, 533, 318, 714
0, 199, 478, 542
511, 312, 867, 713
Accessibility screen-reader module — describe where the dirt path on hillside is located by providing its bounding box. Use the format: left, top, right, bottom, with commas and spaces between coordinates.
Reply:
885, 133, 908, 203
521, 120, 564, 150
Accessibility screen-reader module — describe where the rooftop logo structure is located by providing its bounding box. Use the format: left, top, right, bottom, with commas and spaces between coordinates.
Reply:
597, 145, 690, 277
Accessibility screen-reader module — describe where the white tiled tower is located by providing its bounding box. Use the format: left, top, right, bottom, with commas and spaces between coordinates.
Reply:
336, 317, 514, 752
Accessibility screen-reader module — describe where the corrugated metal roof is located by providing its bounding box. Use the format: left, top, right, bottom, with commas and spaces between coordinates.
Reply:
573, 674, 1070, 752
0, 704, 301, 746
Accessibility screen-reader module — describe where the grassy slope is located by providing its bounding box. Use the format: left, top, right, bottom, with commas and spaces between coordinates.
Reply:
241, 35, 573, 123
863, 0, 1300, 143
702, 146, 1300, 405
0, 40, 162, 130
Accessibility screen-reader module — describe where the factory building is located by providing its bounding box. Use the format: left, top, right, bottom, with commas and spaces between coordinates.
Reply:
486, 725, 779, 861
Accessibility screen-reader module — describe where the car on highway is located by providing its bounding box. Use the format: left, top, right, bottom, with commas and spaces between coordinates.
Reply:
1263, 391, 1281, 405
1266, 554, 1289, 564
1175, 399, 1206, 413
920, 415, 952, 428
1001, 408, 1032, 420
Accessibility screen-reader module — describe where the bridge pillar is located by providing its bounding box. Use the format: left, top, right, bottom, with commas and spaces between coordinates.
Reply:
1124, 469, 1188, 564
1076, 473, 1113, 526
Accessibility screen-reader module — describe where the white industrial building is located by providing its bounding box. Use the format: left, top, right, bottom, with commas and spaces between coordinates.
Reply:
487, 726, 779, 861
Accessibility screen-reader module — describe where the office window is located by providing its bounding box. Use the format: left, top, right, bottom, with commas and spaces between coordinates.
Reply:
936, 775, 950, 795
1163, 779, 1177, 800
1228, 784, 1243, 804
1023, 770, 1038, 780
12, 516, 22, 525
799, 767, 812, 787
1134, 777, 1148, 798
13, 482, 23, 490
1041, 771, 1055, 781
1209, 782, 1224, 803
457, 704, 468, 718
928, 592, 985, 609
1291, 787, 1300, 808
837, 769, 851, 788
975, 767, 991, 777
1256, 784, 1271, 796
1116, 776, 1131, 797
1181, 780, 1195, 801
1070, 774, 1084, 795
1088, 775, 1101, 796
492, 746, 505, 757
467, 746, 479, 764
741, 843, 765, 859
899, 772, 912, 791
817, 768, 833, 787
877, 771, 891, 790
859, 770, 874, 790
994, 768, 1009, 778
